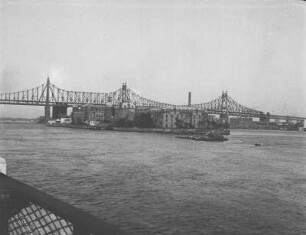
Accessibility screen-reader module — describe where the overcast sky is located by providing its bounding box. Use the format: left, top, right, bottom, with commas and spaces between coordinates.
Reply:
0, 0, 305, 118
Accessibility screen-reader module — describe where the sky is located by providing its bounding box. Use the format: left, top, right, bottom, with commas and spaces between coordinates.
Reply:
0, 0, 305, 118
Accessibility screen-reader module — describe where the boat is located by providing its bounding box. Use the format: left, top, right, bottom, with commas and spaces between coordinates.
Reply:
175, 131, 228, 142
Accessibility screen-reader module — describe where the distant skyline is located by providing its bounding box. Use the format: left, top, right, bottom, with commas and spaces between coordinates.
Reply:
0, 0, 305, 118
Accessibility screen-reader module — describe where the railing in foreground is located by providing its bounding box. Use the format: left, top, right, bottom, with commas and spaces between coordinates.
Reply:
0, 159, 130, 235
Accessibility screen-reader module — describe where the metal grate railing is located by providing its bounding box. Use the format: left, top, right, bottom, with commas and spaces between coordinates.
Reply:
8, 202, 73, 235
0, 173, 129, 235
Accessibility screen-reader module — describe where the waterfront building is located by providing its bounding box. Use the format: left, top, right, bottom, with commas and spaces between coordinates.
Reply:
71, 107, 85, 124
71, 104, 113, 124
71, 103, 219, 130
229, 117, 256, 129
151, 109, 209, 129
114, 108, 135, 123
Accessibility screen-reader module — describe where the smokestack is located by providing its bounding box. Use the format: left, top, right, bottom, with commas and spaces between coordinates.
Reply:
188, 92, 191, 106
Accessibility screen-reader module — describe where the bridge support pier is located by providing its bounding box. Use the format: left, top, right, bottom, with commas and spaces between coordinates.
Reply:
220, 91, 229, 128
44, 106, 50, 122
44, 77, 51, 123
220, 114, 229, 128
260, 112, 270, 126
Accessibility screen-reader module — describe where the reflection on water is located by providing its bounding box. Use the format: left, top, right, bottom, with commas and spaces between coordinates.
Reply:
0, 123, 305, 235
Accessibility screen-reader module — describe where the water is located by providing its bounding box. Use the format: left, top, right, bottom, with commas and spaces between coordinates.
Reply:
0, 122, 305, 235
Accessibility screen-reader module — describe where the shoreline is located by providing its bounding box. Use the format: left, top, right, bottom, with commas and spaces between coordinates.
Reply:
45, 123, 305, 134
46, 123, 209, 134
112, 127, 204, 134
46, 124, 305, 134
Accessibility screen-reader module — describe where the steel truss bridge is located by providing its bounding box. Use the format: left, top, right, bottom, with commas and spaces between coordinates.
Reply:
0, 78, 305, 122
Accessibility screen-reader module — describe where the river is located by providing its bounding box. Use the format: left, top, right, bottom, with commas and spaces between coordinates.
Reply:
0, 122, 305, 235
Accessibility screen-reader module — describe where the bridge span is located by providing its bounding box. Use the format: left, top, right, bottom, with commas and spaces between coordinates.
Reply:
0, 78, 305, 124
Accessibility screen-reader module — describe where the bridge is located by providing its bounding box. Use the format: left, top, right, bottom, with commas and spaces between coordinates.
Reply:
0, 78, 305, 124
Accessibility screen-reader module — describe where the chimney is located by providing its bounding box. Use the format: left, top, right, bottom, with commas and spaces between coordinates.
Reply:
188, 92, 191, 106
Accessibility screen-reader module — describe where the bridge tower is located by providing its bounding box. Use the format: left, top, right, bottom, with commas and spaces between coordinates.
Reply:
120, 82, 134, 108
121, 83, 129, 103
220, 91, 229, 127
44, 77, 50, 122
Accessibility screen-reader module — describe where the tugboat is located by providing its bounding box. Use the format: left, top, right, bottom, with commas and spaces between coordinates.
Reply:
176, 130, 228, 142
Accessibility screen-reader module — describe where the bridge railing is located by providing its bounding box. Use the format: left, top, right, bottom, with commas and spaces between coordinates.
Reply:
0, 158, 130, 235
